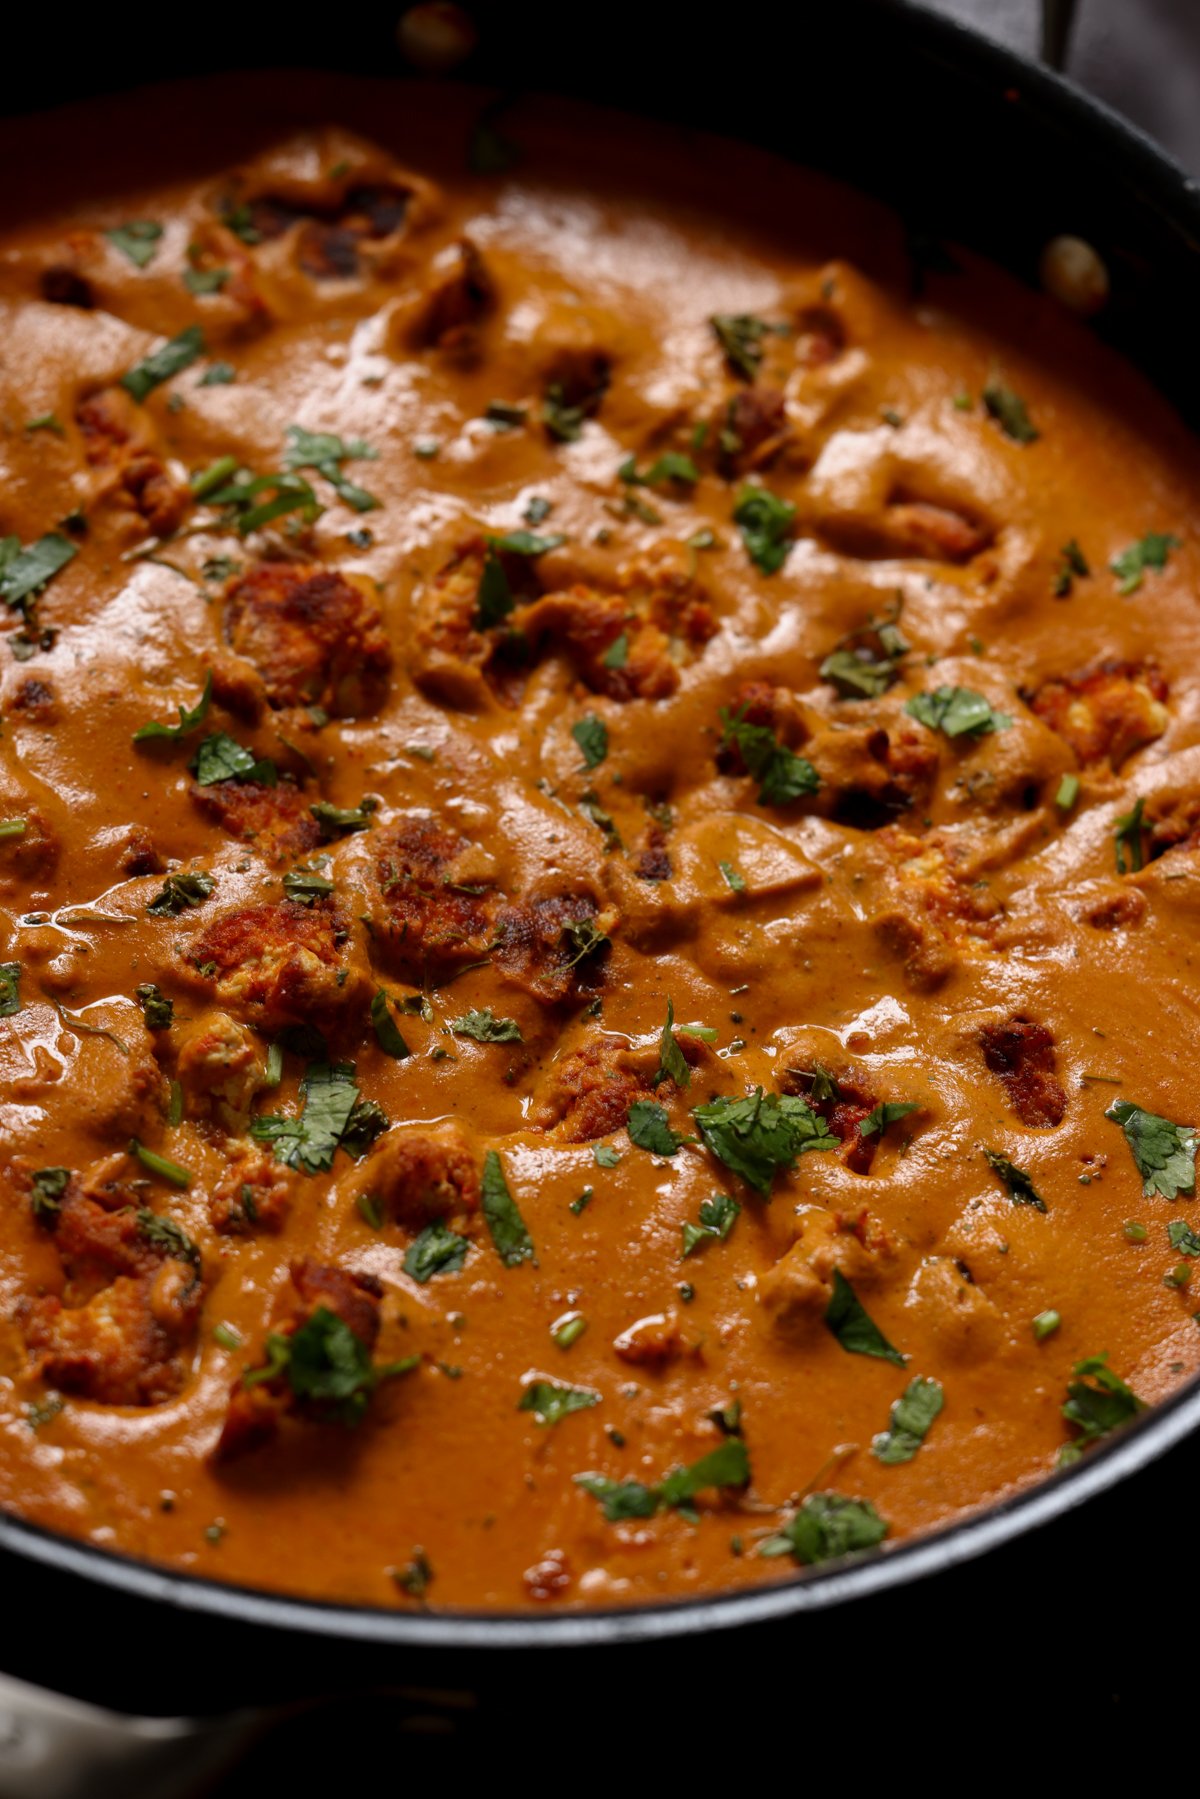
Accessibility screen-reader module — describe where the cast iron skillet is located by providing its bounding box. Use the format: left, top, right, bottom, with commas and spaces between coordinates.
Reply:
3, 0, 1199, 1729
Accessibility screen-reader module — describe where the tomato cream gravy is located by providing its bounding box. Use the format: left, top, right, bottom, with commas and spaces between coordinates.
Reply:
0, 72, 1198, 1611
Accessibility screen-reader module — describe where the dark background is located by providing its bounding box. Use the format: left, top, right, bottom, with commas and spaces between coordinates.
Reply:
2, 2, 1198, 1787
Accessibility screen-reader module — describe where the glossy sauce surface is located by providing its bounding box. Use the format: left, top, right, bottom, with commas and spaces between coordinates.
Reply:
1, 73, 1199, 1611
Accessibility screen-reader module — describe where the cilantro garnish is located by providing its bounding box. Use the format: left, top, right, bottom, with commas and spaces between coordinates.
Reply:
133, 671, 213, 744
576, 1437, 749, 1521
283, 424, 380, 513
859, 1101, 919, 1138
481, 1149, 535, 1266
1053, 538, 1089, 597
146, 871, 216, 917
451, 1008, 523, 1043
710, 313, 780, 381
190, 731, 277, 787
244, 1306, 417, 1426
403, 1221, 468, 1284
281, 867, 334, 907
250, 1061, 365, 1174
310, 798, 377, 838
1113, 797, 1146, 874
872, 1376, 943, 1464
627, 1099, 688, 1157
120, 325, 205, 402
681, 1193, 740, 1258
518, 1379, 600, 1426
0, 533, 78, 609
1106, 1101, 1197, 1199
105, 220, 163, 268
905, 687, 1012, 738
135, 983, 173, 1031
983, 1147, 1048, 1212
824, 1269, 906, 1365
0, 962, 21, 1018
733, 484, 795, 573
370, 989, 411, 1060
719, 704, 819, 805
29, 1166, 71, 1224
1058, 1353, 1144, 1466
571, 714, 609, 770
1110, 532, 1180, 596
982, 381, 1039, 444
758, 1492, 888, 1565
618, 451, 700, 489
136, 1208, 200, 1267
692, 1087, 837, 1196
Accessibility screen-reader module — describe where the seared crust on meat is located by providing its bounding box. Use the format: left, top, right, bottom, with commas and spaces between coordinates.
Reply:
76, 386, 190, 537
223, 562, 392, 716
190, 777, 322, 864
1028, 660, 1168, 768
980, 1015, 1067, 1127
184, 897, 367, 1032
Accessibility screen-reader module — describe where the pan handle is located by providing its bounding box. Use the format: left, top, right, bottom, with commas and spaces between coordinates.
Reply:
0, 1672, 260, 1799
1041, 0, 1078, 69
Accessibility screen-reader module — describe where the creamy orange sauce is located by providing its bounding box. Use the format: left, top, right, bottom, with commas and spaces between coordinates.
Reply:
1, 73, 1199, 1613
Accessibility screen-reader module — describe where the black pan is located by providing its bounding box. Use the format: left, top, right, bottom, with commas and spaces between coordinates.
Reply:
3, 0, 1199, 1763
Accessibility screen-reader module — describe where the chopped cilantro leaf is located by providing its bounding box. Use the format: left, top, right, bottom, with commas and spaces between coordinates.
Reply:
711, 313, 777, 380
983, 1147, 1048, 1212
475, 548, 514, 628
619, 451, 700, 489
872, 1376, 943, 1464
283, 425, 380, 512
824, 1268, 906, 1365
692, 1087, 837, 1196
571, 714, 609, 770
905, 686, 1012, 738
105, 220, 163, 268
593, 1143, 622, 1168
733, 484, 795, 574
281, 867, 334, 907
146, 871, 215, 917
681, 1192, 740, 1258
481, 1149, 535, 1266
1114, 796, 1146, 874
719, 704, 819, 805
245, 1305, 416, 1426
133, 671, 213, 744
451, 1008, 523, 1043
250, 1061, 360, 1174
576, 1438, 749, 1521
758, 1492, 888, 1565
310, 798, 377, 838
403, 1221, 468, 1283
190, 731, 276, 787
1106, 1101, 1197, 1199
627, 1099, 688, 1157
982, 381, 1039, 443
859, 1101, 919, 1138
0, 533, 77, 609
1058, 1352, 1144, 1466
135, 1208, 200, 1266
0, 962, 21, 1018
370, 989, 411, 1060
135, 983, 173, 1031
120, 325, 205, 402
29, 1166, 71, 1223
1111, 532, 1180, 596
518, 1379, 600, 1426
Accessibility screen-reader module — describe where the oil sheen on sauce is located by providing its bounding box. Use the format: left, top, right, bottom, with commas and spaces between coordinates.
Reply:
0, 73, 1198, 1613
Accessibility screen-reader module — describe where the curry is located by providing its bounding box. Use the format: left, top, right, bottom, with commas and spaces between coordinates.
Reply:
0, 72, 1198, 1613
